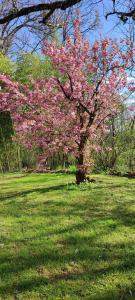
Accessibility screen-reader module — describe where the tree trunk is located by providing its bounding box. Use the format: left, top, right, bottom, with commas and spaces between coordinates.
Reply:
76, 105, 94, 184
76, 138, 93, 184
76, 166, 87, 184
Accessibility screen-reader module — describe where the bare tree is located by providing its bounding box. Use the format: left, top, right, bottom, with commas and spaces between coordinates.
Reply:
106, 0, 135, 23
0, 0, 134, 55
0, 1, 82, 25
0, 0, 80, 54
0, 0, 102, 55
0, 1, 134, 27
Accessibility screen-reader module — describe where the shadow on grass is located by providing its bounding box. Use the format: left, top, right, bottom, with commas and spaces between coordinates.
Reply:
111, 205, 135, 227
0, 176, 135, 299
0, 183, 71, 201
1, 209, 135, 298
1, 242, 135, 299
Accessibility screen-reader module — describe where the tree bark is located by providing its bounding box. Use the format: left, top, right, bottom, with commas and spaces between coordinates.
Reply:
76, 137, 94, 184
76, 135, 87, 184
76, 104, 93, 184
75, 99, 97, 184
76, 136, 93, 184
0, 0, 81, 25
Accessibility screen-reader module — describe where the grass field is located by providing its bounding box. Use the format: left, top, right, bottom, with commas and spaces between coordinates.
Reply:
0, 173, 135, 300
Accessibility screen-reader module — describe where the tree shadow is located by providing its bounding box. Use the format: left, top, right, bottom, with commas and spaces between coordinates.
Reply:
1, 240, 135, 299
0, 175, 135, 299
111, 203, 135, 227
0, 183, 72, 201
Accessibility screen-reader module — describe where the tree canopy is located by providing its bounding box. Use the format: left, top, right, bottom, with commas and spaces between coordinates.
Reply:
0, 17, 133, 181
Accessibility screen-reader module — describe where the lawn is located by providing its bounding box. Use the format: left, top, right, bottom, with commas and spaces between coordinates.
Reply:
0, 173, 135, 300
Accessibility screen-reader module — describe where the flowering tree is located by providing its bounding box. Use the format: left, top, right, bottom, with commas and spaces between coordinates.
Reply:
0, 18, 133, 183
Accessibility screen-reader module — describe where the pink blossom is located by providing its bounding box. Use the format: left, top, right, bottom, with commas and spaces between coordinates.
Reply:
0, 17, 132, 162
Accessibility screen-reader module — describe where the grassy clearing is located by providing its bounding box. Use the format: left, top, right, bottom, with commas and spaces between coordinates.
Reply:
0, 173, 135, 300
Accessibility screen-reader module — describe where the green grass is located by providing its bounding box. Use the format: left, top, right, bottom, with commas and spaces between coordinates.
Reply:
0, 173, 135, 300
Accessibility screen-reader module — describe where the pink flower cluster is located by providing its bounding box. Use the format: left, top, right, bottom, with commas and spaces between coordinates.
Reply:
0, 17, 133, 159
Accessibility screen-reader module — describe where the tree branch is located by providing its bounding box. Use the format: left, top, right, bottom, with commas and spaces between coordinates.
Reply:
57, 78, 71, 99
106, 9, 135, 22
0, 0, 81, 25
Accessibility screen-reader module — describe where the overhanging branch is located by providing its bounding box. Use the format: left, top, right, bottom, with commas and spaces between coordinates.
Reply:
0, 0, 81, 25
106, 8, 135, 22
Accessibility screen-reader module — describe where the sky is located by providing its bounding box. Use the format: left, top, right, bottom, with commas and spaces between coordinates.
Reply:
6, 0, 134, 60
11, 0, 134, 53
91, 0, 135, 107
85, 0, 133, 43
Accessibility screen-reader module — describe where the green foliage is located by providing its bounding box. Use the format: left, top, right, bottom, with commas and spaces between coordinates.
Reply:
0, 112, 14, 142
94, 115, 135, 174
0, 52, 58, 172
0, 112, 18, 172
67, 164, 77, 174
15, 52, 57, 85
21, 146, 37, 169
0, 110, 37, 172
47, 153, 75, 170
0, 142, 38, 173
116, 149, 135, 174
0, 174, 135, 299
0, 142, 21, 172
0, 52, 15, 76
0, 55, 17, 172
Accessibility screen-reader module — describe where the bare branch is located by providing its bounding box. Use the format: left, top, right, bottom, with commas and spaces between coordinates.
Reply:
106, 0, 135, 23
106, 8, 135, 21
0, 0, 81, 25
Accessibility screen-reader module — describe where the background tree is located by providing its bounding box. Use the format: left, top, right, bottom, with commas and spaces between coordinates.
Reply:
0, 0, 102, 55
93, 106, 135, 175
15, 52, 57, 85
106, 0, 135, 23
0, 51, 55, 172
0, 1, 134, 55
